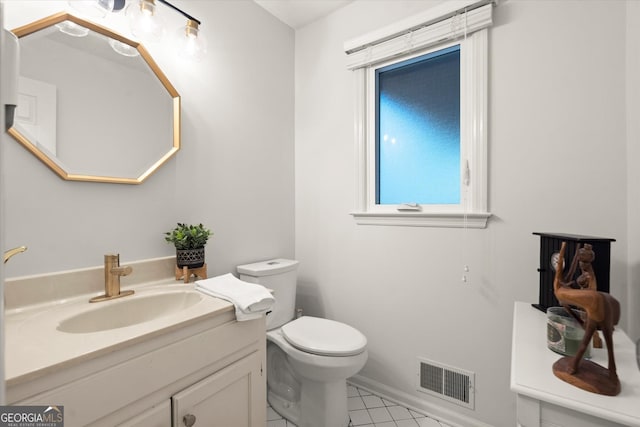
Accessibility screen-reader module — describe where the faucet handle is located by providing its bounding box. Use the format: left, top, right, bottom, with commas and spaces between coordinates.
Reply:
105, 253, 132, 276
112, 265, 133, 276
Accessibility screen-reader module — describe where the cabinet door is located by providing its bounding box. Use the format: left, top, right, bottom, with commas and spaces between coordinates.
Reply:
172, 351, 265, 427
117, 401, 171, 427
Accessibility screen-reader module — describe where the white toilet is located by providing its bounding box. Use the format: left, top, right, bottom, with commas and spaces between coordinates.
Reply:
237, 259, 368, 427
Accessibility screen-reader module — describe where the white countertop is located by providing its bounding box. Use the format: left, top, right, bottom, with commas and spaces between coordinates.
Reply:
5, 259, 235, 387
510, 301, 640, 426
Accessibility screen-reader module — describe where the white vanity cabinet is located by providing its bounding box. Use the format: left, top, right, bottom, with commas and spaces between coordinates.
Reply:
117, 401, 171, 427
116, 350, 263, 427
172, 351, 263, 427
7, 304, 267, 427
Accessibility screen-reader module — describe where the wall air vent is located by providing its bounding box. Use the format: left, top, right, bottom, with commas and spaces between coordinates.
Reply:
417, 358, 475, 409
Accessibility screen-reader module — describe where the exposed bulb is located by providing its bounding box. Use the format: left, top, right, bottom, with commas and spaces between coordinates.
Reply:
126, 0, 166, 43
176, 20, 207, 61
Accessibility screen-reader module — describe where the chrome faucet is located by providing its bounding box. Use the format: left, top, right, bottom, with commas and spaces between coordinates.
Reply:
90, 254, 134, 303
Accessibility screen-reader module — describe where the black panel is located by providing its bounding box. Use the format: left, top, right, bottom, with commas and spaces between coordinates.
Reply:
532, 232, 615, 312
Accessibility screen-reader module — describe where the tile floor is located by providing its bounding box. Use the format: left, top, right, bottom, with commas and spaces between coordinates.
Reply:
267, 384, 452, 427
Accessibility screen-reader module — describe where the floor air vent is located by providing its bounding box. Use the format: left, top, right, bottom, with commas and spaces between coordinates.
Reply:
417, 358, 475, 409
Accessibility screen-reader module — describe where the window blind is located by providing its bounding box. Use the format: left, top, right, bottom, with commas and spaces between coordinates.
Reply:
345, 1, 493, 71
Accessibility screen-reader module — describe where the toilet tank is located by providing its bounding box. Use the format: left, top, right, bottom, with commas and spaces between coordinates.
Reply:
237, 259, 299, 330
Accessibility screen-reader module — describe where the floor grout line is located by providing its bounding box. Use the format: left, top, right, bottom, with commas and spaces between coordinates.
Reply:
267, 385, 451, 427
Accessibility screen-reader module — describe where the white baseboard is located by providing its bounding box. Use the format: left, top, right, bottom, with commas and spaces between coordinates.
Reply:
348, 374, 494, 427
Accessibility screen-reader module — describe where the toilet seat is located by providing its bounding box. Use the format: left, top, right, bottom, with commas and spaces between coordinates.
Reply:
281, 316, 367, 357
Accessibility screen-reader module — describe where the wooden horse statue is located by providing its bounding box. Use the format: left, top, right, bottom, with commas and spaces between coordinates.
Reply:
558, 243, 603, 348
552, 241, 621, 395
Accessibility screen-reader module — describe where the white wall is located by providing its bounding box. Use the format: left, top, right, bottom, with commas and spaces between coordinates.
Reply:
2, 1, 295, 278
626, 1, 640, 343
295, 1, 630, 426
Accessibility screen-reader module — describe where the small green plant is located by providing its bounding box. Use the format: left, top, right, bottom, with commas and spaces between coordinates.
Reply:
164, 223, 213, 250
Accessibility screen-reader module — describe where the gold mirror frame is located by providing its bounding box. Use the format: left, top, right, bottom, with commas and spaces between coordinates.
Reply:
8, 12, 181, 185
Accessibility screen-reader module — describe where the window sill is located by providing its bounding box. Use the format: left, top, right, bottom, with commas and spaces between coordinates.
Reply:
350, 211, 492, 228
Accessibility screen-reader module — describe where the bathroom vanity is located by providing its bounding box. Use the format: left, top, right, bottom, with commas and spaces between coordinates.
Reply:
510, 301, 640, 427
5, 257, 266, 426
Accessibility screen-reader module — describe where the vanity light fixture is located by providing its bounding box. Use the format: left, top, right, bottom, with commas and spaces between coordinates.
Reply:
126, 0, 206, 60
157, 0, 207, 61
126, 0, 166, 43
175, 18, 207, 62
68, 0, 206, 60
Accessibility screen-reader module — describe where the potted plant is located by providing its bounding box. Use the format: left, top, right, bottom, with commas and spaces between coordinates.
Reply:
164, 223, 213, 269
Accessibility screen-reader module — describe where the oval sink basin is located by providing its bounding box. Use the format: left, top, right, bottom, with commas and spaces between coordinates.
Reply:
57, 290, 204, 333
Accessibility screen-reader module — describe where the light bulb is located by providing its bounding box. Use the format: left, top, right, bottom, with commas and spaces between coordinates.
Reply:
176, 20, 207, 62
68, 0, 114, 18
126, 0, 166, 43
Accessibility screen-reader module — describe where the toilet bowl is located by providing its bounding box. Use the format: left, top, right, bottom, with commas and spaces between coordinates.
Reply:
237, 259, 368, 427
267, 317, 368, 427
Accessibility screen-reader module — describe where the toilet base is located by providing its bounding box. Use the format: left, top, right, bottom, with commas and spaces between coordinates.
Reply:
301, 379, 350, 427
269, 379, 350, 427
268, 388, 300, 426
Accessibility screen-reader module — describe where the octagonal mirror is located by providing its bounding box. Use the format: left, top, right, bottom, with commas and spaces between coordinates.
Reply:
8, 12, 180, 184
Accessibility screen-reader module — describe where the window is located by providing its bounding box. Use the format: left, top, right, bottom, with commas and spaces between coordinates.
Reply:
376, 45, 461, 206
345, 1, 493, 228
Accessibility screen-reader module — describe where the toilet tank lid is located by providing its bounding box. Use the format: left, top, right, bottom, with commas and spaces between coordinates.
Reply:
237, 259, 299, 277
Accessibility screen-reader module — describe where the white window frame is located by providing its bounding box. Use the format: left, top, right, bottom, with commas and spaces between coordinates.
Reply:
346, 1, 493, 228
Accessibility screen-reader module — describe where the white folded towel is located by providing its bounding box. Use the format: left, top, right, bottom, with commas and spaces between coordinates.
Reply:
195, 273, 274, 321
